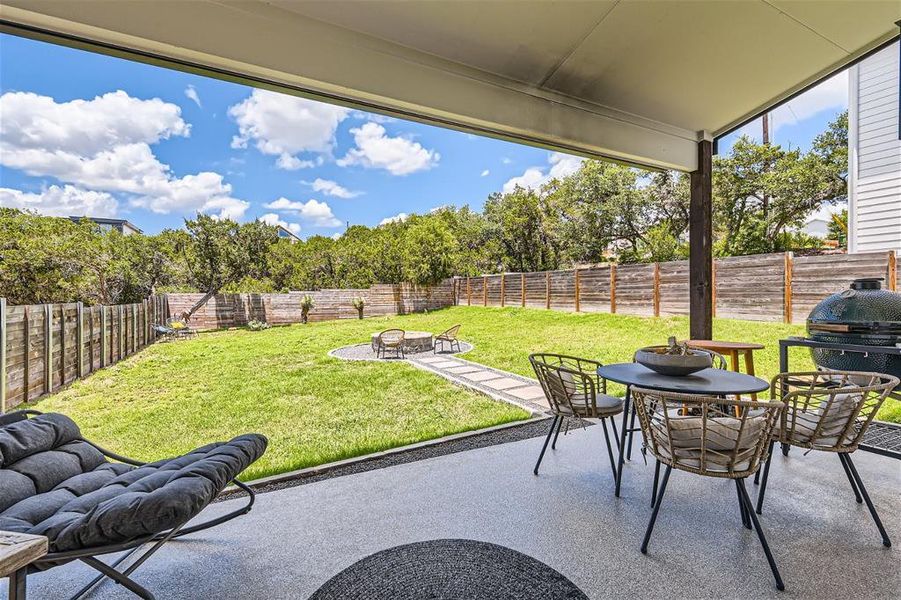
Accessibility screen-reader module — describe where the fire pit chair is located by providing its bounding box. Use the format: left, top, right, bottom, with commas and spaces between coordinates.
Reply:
0, 410, 267, 600
631, 388, 786, 590
433, 324, 462, 354
529, 353, 623, 478
374, 329, 406, 359
754, 371, 899, 547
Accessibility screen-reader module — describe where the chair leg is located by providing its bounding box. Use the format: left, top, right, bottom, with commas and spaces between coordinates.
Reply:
738, 478, 785, 591
641, 465, 672, 554
534, 416, 559, 475
841, 453, 892, 547
837, 452, 863, 504
626, 403, 637, 460
601, 418, 617, 479
651, 459, 661, 508
735, 479, 752, 530
755, 440, 775, 515
551, 416, 564, 450
611, 418, 621, 452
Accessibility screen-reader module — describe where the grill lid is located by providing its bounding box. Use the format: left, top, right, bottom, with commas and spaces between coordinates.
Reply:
807, 278, 901, 339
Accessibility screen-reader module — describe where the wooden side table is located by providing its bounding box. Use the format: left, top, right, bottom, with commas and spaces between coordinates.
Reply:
686, 340, 766, 400
1, 532, 48, 600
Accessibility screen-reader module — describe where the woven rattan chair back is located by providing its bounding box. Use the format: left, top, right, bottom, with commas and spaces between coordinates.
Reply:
437, 324, 461, 341
377, 329, 405, 347
529, 353, 610, 418
632, 387, 783, 479
771, 371, 898, 452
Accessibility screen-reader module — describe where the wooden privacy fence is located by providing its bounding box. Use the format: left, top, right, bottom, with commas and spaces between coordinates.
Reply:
454, 250, 898, 323
0, 296, 168, 412
164, 279, 456, 331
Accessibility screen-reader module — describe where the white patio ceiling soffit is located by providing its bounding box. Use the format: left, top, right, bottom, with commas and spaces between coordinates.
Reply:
1, 1, 898, 172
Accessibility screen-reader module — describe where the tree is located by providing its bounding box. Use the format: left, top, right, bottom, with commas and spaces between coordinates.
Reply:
484, 187, 559, 272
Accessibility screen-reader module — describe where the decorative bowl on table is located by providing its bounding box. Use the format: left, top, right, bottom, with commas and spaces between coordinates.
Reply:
634, 345, 712, 376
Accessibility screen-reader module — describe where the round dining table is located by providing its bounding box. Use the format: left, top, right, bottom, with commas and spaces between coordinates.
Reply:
597, 362, 770, 497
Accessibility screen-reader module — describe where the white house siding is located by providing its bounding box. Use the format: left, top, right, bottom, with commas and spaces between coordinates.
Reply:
848, 43, 900, 254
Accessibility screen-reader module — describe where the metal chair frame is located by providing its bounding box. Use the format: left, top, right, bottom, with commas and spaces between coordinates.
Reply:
1, 410, 257, 600
631, 388, 786, 591
754, 371, 898, 548
529, 353, 623, 478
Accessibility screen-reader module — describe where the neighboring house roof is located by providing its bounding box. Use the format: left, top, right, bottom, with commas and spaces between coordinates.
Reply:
69, 216, 143, 235
275, 224, 301, 242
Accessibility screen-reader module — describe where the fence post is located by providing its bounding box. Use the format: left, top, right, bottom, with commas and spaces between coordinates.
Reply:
712, 260, 717, 318
23, 306, 30, 404
44, 303, 53, 394
888, 250, 897, 291
466, 278, 472, 306
76, 302, 84, 378
653, 263, 660, 317
783, 252, 793, 324
545, 272, 551, 309
574, 269, 581, 312
783, 252, 794, 324
483, 276, 488, 306
88, 308, 94, 373
59, 305, 66, 385
500, 273, 506, 307
132, 304, 137, 353
610, 265, 617, 314
100, 306, 107, 367
0, 298, 7, 413
119, 306, 124, 360
521, 273, 526, 307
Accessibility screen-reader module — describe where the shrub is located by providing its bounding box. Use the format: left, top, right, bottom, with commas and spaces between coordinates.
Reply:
300, 294, 315, 324
351, 296, 365, 319
247, 320, 271, 331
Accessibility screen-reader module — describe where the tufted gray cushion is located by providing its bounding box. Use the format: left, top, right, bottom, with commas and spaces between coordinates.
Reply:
0, 413, 267, 560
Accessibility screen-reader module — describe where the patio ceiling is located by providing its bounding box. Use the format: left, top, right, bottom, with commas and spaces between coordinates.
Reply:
1, 1, 898, 172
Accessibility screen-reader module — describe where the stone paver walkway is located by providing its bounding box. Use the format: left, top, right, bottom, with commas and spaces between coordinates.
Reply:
410, 354, 549, 414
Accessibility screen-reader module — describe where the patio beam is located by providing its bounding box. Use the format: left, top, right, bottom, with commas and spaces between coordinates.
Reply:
689, 140, 713, 340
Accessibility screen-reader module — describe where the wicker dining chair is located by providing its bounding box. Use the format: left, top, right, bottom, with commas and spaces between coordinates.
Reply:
632, 387, 786, 590
434, 324, 462, 353
375, 329, 406, 359
529, 353, 624, 478
755, 371, 899, 547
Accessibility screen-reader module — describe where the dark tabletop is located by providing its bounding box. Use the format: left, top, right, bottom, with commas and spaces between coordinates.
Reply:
597, 363, 770, 395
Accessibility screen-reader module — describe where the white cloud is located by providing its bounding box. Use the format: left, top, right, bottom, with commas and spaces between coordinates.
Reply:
732, 71, 848, 141
229, 89, 350, 170
259, 212, 301, 234
480, 169, 490, 177
337, 122, 439, 175
305, 177, 361, 198
379, 212, 409, 225
0, 90, 248, 220
0, 185, 118, 217
502, 151, 584, 193
263, 197, 341, 227
501, 157, 513, 165
184, 85, 202, 108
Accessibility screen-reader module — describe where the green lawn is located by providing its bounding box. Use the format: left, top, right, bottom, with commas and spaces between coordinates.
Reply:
28, 306, 899, 481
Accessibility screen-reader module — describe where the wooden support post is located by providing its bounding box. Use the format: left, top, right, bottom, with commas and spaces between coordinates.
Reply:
521, 273, 526, 307
132, 304, 137, 353
888, 250, 897, 291
483, 276, 488, 306
784, 251, 793, 324
88, 308, 94, 373
467, 278, 472, 306
574, 269, 581, 312
653, 263, 660, 317
711, 260, 717, 318
23, 306, 30, 403
545, 272, 551, 309
44, 304, 53, 394
100, 306, 107, 367
0, 298, 6, 413
118, 306, 124, 361
610, 265, 617, 314
689, 140, 714, 340
76, 302, 84, 378
500, 273, 506, 307
59, 305, 66, 385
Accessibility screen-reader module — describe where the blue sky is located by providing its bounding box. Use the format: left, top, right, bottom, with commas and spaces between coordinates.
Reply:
0, 33, 848, 236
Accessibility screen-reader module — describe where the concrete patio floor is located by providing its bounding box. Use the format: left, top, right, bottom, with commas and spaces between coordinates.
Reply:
13, 426, 901, 600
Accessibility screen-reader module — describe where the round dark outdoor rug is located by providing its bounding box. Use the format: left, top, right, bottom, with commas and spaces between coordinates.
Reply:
308, 539, 588, 600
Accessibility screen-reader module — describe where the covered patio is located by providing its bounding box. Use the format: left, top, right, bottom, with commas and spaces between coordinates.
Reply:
1, 1, 899, 599
21, 425, 901, 599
